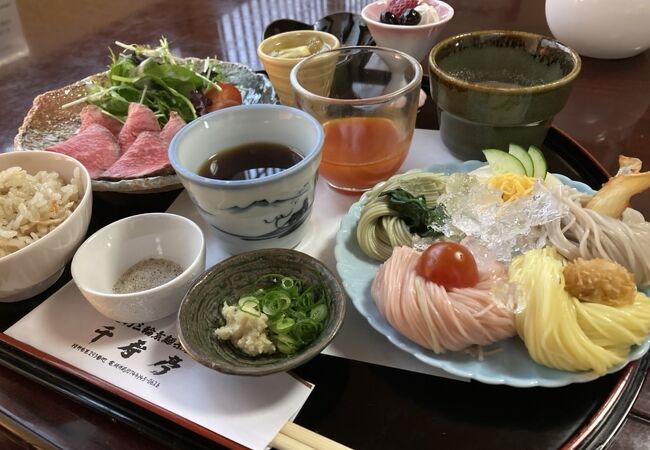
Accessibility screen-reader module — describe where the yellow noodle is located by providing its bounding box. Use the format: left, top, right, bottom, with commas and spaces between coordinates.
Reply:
576, 293, 650, 351
509, 247, 650, 374
357, 171, 447, 261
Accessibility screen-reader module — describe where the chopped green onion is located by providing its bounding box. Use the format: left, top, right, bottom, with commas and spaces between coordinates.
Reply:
270, 317, 295, 333
238, 296, 259, 306
292, 319, 321, 345
276, 334, 299, 355
261, 292, 291, 317
238, 297, 261, 316
228, 273, 330, 355
281, 277, 294, 290
310, 304, 328, 323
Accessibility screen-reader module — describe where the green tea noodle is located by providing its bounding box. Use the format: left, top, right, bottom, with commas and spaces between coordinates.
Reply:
545, 186, 650, 288
357, 171, 447, 261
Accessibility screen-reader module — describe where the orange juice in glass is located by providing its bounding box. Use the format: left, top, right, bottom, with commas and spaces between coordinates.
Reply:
290, 46, 422, 193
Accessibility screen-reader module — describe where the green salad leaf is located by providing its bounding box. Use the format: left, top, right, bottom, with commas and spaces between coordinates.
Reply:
63, 37, 225, 125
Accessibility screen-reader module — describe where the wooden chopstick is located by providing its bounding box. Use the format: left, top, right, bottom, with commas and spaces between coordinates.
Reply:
271, 422, 353, 450
272, 431, 316, 450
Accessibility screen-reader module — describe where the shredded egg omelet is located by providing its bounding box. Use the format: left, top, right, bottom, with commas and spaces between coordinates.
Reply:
488, 174, 536, 202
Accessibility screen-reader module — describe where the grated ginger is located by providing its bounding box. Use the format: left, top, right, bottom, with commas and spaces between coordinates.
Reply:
215, 305, 276, 356
564, 258, 637, 306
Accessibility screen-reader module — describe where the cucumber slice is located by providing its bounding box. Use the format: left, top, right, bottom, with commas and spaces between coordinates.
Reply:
508, 144, 534, 176
482, 149, 526, 175
527, 145, 548, 179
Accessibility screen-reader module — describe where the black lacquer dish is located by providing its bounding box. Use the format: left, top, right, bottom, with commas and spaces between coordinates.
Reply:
0, 74, 647, 449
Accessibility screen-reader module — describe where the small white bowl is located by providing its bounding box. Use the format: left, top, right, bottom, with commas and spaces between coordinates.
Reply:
0, 151, 92, 302
169, 104, 324, 254
71, 213, 206, 323
361, 0, 454, 63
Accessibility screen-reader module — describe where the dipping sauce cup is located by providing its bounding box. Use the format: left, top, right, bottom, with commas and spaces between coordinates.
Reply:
169, 104, 323, 255
290, 46, 422, 194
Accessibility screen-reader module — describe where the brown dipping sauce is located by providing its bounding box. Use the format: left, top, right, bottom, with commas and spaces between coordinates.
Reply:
198, 142, 303, 181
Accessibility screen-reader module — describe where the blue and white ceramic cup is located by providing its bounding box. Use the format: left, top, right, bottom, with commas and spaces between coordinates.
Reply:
169, 104, 324, 254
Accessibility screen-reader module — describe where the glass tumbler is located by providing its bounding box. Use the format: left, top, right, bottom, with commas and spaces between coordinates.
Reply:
290, 46, 422, 193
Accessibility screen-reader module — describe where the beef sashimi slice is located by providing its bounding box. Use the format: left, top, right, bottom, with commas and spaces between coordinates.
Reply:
101, 131, 173, 180
79, 105, 122, 137
118, 103, 161, 153
46, 124, 120, 178
160, 111, 186, 143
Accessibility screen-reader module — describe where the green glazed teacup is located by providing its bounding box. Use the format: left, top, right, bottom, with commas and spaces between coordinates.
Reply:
428, 30, 581, 160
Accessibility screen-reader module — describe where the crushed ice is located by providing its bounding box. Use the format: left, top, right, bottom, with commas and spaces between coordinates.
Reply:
436, 173, 568, 262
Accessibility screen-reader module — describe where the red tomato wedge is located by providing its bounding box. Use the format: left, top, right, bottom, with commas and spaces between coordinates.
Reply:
205, 82, 242, 112
415, 242, 479, 290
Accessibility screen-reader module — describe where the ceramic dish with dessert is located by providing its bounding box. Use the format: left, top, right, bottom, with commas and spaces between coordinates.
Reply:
14, 37, 278, 194
362, 0, 454, 62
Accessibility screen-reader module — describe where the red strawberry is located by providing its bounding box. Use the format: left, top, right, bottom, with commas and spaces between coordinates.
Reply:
387, 0, 418, 18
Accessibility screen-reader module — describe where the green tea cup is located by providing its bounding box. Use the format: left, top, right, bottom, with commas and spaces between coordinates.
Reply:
428, 30, 581, 160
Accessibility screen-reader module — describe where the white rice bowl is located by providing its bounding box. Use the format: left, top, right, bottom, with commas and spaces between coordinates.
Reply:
0, 151, 92, 302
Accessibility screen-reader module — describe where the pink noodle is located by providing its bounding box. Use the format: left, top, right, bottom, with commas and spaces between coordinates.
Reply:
371, 246, 516, 353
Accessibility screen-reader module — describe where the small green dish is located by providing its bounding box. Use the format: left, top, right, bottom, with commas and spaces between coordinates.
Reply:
177, 249, 346, 376
428, 30, 581, 160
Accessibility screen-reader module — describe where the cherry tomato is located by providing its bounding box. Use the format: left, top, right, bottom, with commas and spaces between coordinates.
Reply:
415, 242, 479, 290
204, 82, 242, 112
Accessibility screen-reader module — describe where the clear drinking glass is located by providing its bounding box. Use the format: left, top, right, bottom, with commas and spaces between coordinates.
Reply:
290, 46, 422, 193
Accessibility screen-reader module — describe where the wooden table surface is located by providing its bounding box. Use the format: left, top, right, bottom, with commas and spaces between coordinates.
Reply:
1, 0, 649, 449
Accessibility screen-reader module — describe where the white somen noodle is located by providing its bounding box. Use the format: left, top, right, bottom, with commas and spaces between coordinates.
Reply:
545, 186, 650, 288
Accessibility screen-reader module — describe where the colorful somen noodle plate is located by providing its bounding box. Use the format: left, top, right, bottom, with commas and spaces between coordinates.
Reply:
334, 160, 650, 387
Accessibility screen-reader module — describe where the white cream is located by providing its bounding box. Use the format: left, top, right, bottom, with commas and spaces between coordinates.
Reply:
415, 1, 440, 24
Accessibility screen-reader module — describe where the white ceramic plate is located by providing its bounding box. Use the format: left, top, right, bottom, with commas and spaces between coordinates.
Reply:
334, 160, 650, 387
